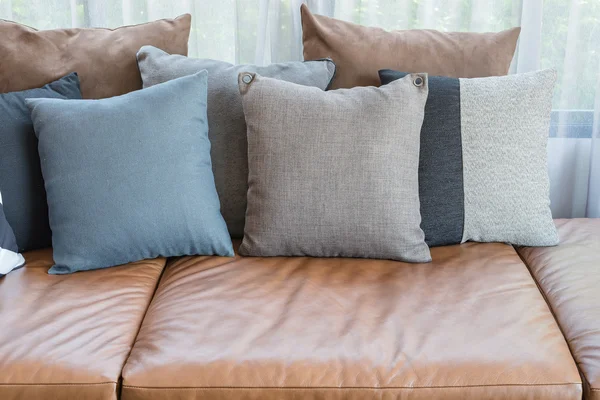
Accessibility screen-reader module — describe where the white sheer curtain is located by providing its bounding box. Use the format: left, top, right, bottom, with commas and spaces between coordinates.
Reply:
2, 0, 598, 217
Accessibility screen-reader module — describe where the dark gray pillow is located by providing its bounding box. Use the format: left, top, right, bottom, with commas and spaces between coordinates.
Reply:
136, 45, 335, 238
0, 73, 82, 251
379, 69, 558, 247
238, 73, 431, 262
26, 71, 234, 274
0, 191, 25, 277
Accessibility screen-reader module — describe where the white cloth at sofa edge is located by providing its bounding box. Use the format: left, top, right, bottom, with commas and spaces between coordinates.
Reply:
0, 191, 26, 275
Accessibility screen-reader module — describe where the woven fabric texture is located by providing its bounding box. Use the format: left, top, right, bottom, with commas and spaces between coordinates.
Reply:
379, 69, 558, 247
137, 45, 335, 238
239, 73, 431, 262
27, 71, 233, 274
0, 73, 82, 252
379, 70, 464, 247
460, 69, 558, 246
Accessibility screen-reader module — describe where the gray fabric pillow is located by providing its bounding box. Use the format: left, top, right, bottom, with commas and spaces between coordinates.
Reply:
238, 72, 431, 262
379, 69, 558, 247
0, 73, 82, 251
136, 45, 335, 238
0, 191, 25, 277
26, 71, 234, 274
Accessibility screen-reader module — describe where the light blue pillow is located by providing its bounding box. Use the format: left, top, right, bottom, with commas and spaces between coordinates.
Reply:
26, 71, 234, 274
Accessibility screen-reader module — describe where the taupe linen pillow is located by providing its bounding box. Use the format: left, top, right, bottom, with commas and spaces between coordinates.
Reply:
0, 15, 191, 98
301, 4, 520, 89
238, 72, 431, 262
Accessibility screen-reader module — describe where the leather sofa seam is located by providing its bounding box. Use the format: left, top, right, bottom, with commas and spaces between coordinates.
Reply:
0, 382, 115, 386
118, 259, 169, 399
168, 256, 244, 274
514, 248, 563, 331
515, 247, 586, 388
121, 383, 582, 390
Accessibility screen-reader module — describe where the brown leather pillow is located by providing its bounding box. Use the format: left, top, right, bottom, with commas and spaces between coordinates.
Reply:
0, 15, 191, 98
301, 4, 520, 89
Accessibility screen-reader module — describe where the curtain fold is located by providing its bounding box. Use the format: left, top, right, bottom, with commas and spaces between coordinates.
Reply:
1, 0, 598, 217
589, 82, 600, 218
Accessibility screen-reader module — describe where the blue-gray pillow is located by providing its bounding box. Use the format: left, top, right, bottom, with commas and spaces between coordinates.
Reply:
0, 191, 25, 277
0, 73, 82, 252
379, 69, 558, 247
26, 71, 234, 274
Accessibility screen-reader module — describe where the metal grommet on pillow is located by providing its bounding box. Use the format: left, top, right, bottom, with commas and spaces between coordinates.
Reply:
413, 76, 424, 87
242, 74, 253, 84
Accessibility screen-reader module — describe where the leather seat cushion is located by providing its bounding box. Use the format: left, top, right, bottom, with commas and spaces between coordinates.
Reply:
517, 218, 600, 400
122, 241, 581, 400
0, 248, 166, 400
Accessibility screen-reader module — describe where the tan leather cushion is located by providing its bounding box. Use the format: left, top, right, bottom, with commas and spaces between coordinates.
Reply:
0, 15, 191, 99
122, 241, 581, 400
301, 4, 520, 89
517, 219, 600, 400
0, 249, 166, 400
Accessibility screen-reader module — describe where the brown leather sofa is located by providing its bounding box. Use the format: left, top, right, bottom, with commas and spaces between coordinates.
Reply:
1, 219, 598, 400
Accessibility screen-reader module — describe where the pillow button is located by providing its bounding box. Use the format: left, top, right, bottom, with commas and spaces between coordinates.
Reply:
413, 76, 424, 87
242, 74, 253, 84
